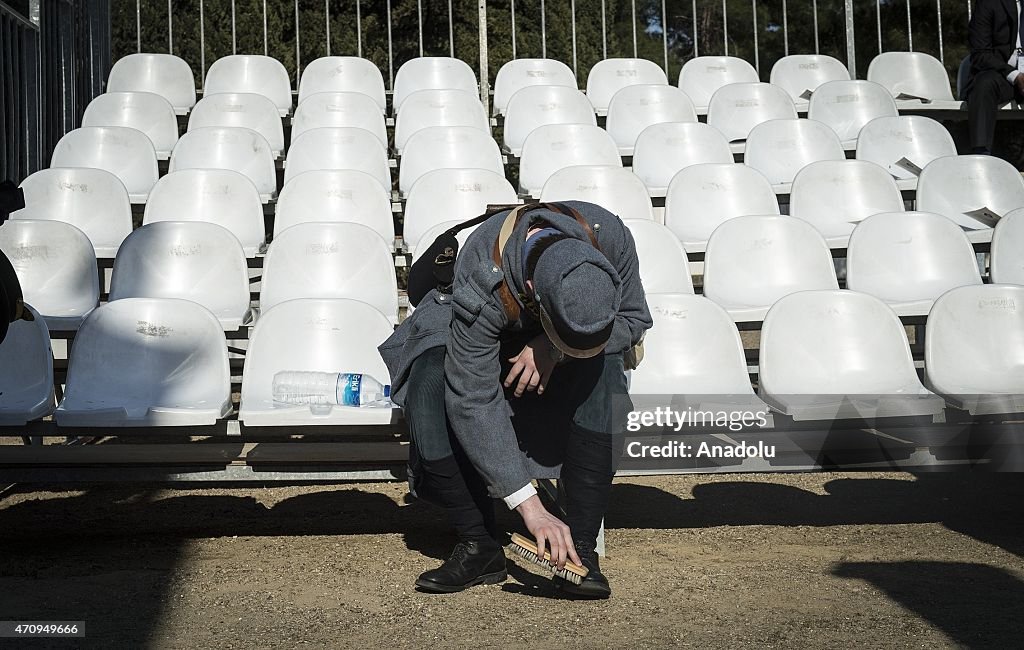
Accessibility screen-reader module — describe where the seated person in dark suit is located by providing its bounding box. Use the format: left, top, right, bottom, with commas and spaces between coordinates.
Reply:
965, 0, 1024, 154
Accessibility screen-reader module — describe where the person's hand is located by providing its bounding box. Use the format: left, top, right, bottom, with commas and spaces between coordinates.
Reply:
504, 333, 557, 397
516, 495, 582, 569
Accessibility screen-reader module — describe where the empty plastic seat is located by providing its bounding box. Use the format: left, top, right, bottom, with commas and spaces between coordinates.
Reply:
917, 155, 1024, 241
0, 220, 98, 330
169, 126, 277, 202
518, 124, 621, 197
109, 222, 252, 331
789, 160, 905, 247
239, 298, 395, 426
502, 86, 596, 156
298, 56, 387, 110
275, 170, 395, 244
678, 56, 760, 113
399, 126, 503, 196
403, 168, 517, 254
291, 91, 387, 146
703, 215, 838, 322
744, 118, 845, 190
144, 169, 266, 256
284, 127, 391, 192
409, 219, 482, 265
808, 80, 899, 147
846, 212, 982, 316
260, 223, 399, 323
664, 163, 779, 253
621, 219, 693, 294
855, 115, 957, 187
759, 290, 945, 421
81, 92, 179, 159
706, 82, 798, 143
393, 57, 478, 114
55, 298, 232, 427
394, 89, 489, 154
925, 284, 1024, 415
204, 54, 292, 116
51, 126, 158, 203
188, 92, 285, 156
0, 306, 54, 425
540, 166, 654, 221
631, 122, 733, 196
106, 53, 196, 114
991, 208, 1024, 284
867, 52, 960, 109
14, 168, 132, 257
770, 54, 851, 106
492, 58, 577, 116
585, 58, 668, 115
606, 84, 698, 155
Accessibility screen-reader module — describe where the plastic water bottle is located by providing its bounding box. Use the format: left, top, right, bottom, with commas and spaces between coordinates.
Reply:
272, 371, 392, 407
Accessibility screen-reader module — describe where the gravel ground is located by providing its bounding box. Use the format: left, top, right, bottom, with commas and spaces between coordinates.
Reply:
0, 472, 1022, 649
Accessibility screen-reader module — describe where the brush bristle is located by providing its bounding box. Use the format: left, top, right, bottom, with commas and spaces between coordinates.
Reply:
509, 533, 587, 585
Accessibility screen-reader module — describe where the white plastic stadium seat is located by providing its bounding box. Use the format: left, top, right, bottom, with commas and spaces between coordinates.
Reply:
291, 91, 387, 146
109, 222, 252, 331
518, 124, 621, 198
770, 54, 851, 108
106, 53, 196, 114
991, 208, 1024, 284
51, 127, 158, 203
399, 126, 504, 196
744, 118, 845, 191
585, 58, 668, 116
0, 220, 98, 330
917, 155, 1024, 243
204, 54, 292, 116
298, 56, 387, 110
855, 115, 957, 189
0, 306, 55, 425
703, 215, 838, 322
706, 82, 797, 144
631, 122, 733, 197
807, 80, 899, 147
606, 84, 698, 155
664, 163, 779, 254
393, 57, 478, 114
239, 298, 395, 426
188, 92, 285, 156
403, 168, 517, 254
789, 160, 904, 247
275, 170, 395, 245
260, 223, 399, 323
540, 166, 654, 221
169, 126, 277, 202
925, 284, 1024, 415
81, 92, 179, 159
284, 127, 391, 192
410, 220, 482, 266
492, 59, 577, 116
759, 290, 945, 421
55, 298, 232, 427
502, 85, 596, 156
14, 168, 132, 257
144, 169, 266, 257
394, 89, 489, 154
678, 56, 759, 113
867, 52, 961, 110
621, 219, 693, 294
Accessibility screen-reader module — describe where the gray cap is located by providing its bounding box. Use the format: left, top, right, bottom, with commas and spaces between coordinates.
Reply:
532, 238, 621, 358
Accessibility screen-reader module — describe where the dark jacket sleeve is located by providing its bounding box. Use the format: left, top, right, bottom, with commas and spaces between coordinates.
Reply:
605, 221, 653, 355
970, 0, 1015, 78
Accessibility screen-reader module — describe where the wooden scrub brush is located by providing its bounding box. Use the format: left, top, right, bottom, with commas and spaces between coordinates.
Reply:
509, 533, 589, 585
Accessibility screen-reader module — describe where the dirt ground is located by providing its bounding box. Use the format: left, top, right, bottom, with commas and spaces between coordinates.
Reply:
0, 471, 1022, 649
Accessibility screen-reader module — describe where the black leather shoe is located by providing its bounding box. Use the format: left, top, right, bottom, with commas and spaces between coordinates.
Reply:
554, 542, 611, 599
415, 539, 507, 593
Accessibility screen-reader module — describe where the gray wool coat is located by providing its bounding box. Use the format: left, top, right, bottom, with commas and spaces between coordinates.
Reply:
379, 201, 652, 499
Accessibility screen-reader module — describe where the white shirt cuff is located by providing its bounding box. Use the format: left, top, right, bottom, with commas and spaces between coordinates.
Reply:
503, 483, 537, 510
1009, 70, 1021, 84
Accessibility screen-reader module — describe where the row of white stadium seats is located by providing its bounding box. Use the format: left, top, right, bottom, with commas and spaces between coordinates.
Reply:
3, 285, 1022, 427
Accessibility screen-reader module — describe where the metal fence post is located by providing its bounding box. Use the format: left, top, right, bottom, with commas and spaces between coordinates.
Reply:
844, 0, 856, 78
478, 0, 489, 111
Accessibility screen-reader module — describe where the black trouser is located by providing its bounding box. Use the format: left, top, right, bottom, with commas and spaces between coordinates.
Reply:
967, 70, 1018, 151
